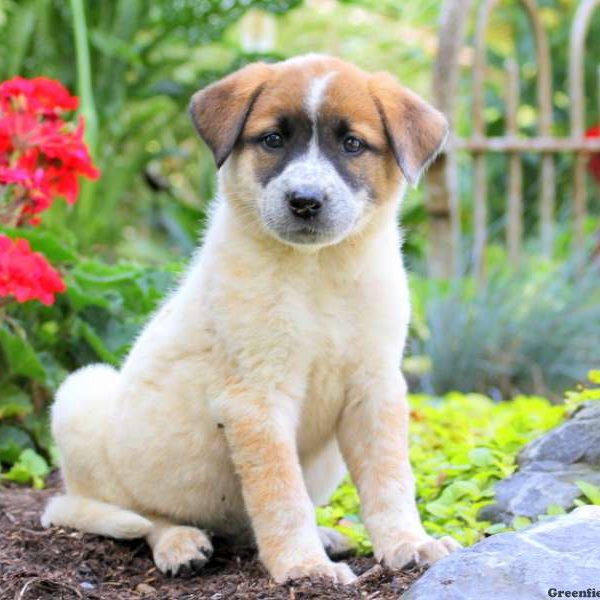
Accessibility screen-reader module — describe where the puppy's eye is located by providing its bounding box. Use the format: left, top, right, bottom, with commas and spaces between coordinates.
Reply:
342, 135, 364, 154
262, 133, 283, 149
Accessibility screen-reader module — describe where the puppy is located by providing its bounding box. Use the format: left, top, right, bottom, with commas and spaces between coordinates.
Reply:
42, 54, 460, 584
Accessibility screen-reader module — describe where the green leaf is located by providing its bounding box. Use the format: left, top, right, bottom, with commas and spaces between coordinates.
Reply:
90, 29, 144, 66
588, 370, 600, 385
0, 227, 77, 263
469, 447, 495, 467
65, 278, 110, 311
0, 385, 33, 419
75, 318, 119, 365
425, 501, 452, 518
2, 448, 50, 489
438, 480, 480, 504
22, 414, 56, 464
575, 480, 600, 505
484, 523, 508, 535
512, 516, 532, 530
546, 504, 566, 516
0, 426, 34, 463
0, 326, 46, 380
73, 261, 143, 285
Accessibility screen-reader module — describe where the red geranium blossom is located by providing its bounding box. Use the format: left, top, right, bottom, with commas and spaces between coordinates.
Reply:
586, 126, 600, 184
0, 76, 96, 307
0, 234, 65, 305
0, 77, 79, 117
0, 76, 99, 224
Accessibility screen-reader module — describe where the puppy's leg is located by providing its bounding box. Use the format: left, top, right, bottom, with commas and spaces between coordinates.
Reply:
41, 494, 152, 539
146, 518, 214, 577
318, 526, 356, 559
338, 370, 461, 570
218, 386, 356, 584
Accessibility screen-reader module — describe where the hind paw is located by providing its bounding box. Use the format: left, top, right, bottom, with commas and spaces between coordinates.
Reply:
153, 526, 214, 577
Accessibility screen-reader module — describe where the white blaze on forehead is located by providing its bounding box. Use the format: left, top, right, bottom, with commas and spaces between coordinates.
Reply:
305, 72, 336, 125
304, 72, 336, 161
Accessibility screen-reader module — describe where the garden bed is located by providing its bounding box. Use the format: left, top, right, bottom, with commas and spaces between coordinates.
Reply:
0, 472, 421, 600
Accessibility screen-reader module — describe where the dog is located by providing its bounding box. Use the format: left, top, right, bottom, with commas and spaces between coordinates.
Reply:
42, 54, 460, 584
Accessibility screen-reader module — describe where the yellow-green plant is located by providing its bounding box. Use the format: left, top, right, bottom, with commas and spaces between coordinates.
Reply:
318, 376, 600, 552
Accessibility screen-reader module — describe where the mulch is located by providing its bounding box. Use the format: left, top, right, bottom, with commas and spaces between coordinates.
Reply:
0, 472, 422, 600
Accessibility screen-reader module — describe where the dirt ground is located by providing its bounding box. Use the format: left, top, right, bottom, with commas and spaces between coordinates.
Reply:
0, 473, 422, 600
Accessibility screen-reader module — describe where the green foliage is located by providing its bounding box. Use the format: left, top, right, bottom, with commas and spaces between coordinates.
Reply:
575, 480, 600, 506
566, 370, 600, 406
410, 392, 567, 545
408, 256, 600, 399
0, 0, 299, 259
319, 390, 572, 552
317, 480, 372, 555
1, 0, 598, 561
0, 228, 180, 484
567, 371, 600, 509
2, 448, 50, 489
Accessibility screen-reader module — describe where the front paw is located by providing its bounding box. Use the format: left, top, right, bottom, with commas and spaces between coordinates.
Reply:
384, 533, 461, 570
153, 526, 213, 577
270, 556, 356, 585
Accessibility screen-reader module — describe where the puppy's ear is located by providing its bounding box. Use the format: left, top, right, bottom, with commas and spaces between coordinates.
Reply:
189, 62, 272, 168
369, 72, 448, 186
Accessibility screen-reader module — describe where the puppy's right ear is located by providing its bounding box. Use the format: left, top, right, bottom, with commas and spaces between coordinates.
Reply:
189, 62, 271, 168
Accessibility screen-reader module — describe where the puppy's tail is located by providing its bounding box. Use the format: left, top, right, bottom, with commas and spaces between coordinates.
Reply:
45, 364, 151, 539
41, 495, 152, 539
51, 363, 119, 441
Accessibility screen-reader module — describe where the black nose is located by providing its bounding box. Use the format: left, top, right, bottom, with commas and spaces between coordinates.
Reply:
287, 188, 323, 219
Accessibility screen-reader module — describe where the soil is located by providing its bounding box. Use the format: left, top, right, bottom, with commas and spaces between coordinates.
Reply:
0, 472, 422, 600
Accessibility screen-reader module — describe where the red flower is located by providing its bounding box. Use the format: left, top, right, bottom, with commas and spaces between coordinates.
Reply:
0, 165, 32, 185
0, 77, 99, 224
0, 77, 78, 116
586, 126, 600, 184
0, 235, 65, 305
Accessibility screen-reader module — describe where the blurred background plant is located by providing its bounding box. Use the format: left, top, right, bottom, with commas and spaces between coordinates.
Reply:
0, 0, 598, 541
407, 251, 600, 400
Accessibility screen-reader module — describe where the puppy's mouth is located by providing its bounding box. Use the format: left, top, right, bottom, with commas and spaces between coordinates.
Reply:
274, 224, 339, 246
257, 198, 360, 248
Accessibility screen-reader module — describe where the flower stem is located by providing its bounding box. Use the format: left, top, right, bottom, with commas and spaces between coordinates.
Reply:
69, 0, 99, 244
69, 0, 98, 155
0, 298, 11, 324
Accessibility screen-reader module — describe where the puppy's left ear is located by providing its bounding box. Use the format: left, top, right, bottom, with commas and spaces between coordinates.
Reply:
189, 62, 272, 168
369, 72, 448, 186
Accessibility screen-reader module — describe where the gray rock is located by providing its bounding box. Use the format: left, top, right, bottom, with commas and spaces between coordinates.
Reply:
519, 401, 600, 466
402, 506, 600, 600
480, 401, 600, 523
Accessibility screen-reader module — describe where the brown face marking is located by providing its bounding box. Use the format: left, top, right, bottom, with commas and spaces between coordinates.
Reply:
242, 110, 313, 187
237, 57, 403, 203
189, 62, 271, 167
315, 66, 402, 202
367, 71, 449, 185
189, 55, 449, 245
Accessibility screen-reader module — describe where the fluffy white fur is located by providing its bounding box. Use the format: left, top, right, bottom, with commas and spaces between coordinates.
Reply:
42, 56, 459, 584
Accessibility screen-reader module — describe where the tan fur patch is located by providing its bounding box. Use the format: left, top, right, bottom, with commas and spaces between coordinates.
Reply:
216, 55, 445, 201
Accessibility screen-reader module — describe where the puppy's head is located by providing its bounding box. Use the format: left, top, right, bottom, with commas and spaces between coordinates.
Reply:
190, 55, 447, 248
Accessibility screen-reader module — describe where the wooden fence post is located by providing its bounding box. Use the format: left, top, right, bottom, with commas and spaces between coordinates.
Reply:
425, 0, 473, 278
569, 0, 600, 257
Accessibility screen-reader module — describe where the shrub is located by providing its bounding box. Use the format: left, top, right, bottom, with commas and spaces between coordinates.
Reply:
0, 248, 180, 486
408, 257, 600, 400
0, 76, 182, 484
0, 76, 88, 485
318, 378, 600, 552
